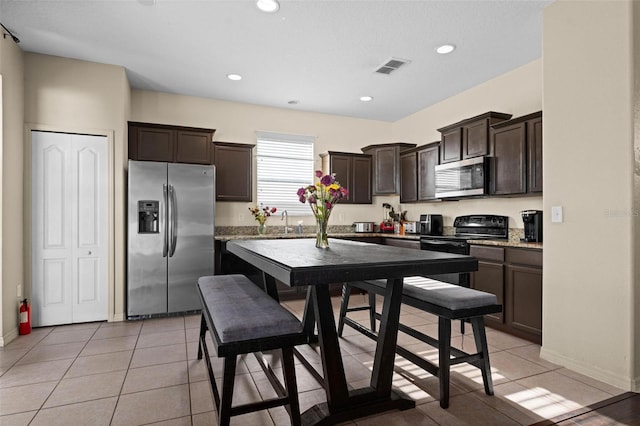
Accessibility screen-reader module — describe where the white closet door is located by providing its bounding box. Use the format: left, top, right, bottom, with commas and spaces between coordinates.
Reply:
32, 131, 108, 326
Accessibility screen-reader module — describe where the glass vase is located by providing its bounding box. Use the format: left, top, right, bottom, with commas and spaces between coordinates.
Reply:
315, 217, 329, 248
257, 223, 267, 235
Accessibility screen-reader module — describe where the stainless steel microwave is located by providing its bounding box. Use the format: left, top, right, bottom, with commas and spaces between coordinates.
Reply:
435, 156, 488, 198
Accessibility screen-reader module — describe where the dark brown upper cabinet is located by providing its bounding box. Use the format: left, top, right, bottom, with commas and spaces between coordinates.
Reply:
527, 114, 543, 193
399, 142, 440, 203
437, 112, 512, 164
320, 151, 372, 204
128, 122, 215, 165
361, 143, 416, 195
400, 150, 418, 203
490, 111, 542, 195
213, 142, 254, 202
417, 143, 440, 201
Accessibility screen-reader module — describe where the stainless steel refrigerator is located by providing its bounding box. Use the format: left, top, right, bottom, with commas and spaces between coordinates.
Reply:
127, 160, 215, 318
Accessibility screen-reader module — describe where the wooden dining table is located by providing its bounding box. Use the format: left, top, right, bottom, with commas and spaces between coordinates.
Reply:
226, 238, 478, 425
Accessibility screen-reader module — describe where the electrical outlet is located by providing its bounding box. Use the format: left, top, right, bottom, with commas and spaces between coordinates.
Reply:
17, 284, 22, 298
551, 206, 563, 223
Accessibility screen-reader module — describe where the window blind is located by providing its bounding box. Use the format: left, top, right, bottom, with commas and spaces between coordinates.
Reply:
256, 131, 315, 216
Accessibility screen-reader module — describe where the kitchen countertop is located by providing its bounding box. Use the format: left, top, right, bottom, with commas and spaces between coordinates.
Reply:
214, 233, 420, 241
468, 239, 543, 249
215, 233, 542, 249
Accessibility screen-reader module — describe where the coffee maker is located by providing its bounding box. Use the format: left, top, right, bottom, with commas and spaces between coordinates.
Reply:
521, 210, 543, 242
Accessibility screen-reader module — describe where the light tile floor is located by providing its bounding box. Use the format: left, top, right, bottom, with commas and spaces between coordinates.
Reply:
0, 295, 624, 425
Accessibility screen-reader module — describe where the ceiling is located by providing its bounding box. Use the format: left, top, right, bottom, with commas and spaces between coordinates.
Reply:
0, 0, 552, 122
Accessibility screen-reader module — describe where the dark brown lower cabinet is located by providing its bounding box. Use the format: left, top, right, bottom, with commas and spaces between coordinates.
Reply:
470, 246, 505, 324
507, 264, 542, 336
471, 245, 542, 344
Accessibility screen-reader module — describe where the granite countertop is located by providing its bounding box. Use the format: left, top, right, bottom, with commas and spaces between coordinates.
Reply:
214, 233, 421, 241
468, 239, 543, 249
214, 232, 542, 249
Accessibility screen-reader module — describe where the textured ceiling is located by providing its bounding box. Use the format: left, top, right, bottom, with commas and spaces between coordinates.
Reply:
0, 0, 552, 122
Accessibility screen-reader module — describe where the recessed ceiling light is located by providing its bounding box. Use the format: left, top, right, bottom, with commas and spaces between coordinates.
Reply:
360, 96, 373, 102
436, 44, 456, 55
227, 74, 242, 81
256, 0, 279, 13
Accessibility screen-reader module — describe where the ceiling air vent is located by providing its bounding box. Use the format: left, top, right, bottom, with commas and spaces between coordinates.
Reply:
375, 57, 411, 75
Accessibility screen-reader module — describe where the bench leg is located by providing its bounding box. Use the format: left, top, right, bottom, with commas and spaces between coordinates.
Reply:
281, 347, 301, 426
218, 356, 237, 426
369, 292, 376, 332
197, 314, 207, 360
337, 283, 352, 337
438, 317, 452, 409
338, 284, 377, 337
471, 316, 494, 396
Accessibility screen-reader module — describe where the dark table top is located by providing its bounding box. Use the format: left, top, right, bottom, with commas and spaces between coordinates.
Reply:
226, 238, 478, 287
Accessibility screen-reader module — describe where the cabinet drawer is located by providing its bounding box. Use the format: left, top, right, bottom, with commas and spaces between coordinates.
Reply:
470, 245, 504, 262
506, 248, 542, 268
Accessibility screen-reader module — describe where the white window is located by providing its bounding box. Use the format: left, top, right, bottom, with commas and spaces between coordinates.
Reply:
256, 131, 315, 216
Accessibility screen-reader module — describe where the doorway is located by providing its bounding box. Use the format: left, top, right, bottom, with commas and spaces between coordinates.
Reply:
31, 130, 108, 326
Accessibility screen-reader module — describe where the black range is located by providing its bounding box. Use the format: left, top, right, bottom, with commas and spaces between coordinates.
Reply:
419, 214, 509, 286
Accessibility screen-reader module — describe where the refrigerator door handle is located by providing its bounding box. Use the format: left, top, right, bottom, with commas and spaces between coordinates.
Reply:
162, 184, 169, 257
169, 184, 178, 257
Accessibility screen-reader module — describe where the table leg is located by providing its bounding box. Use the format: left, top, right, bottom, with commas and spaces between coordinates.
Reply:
300, 280, 413, 425
311, 284, 350, 409
370, 278, 403, 396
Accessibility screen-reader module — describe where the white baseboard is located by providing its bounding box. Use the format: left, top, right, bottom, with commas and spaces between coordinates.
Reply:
540, 346, 632, 391
0, 327, 19, 347
111, 313, 125, 322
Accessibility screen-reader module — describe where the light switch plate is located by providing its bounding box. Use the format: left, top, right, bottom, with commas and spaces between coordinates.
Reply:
551, 206, 563, 223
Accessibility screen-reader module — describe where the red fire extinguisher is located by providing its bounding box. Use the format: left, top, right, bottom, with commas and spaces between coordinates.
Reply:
19, 299, 31, 335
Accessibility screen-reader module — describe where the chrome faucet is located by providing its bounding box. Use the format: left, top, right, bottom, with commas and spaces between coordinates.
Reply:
281, 210, 293, 234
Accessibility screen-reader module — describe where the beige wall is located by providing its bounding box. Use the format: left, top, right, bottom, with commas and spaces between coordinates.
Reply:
542, 0, 636, 389
23, 53, 130, 323
0, 33, 24, 345
392, 60, 543, 228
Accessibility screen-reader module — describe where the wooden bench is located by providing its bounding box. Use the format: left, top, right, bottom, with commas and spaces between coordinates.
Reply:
337, 276, 502, 408
197, 274, 308, 426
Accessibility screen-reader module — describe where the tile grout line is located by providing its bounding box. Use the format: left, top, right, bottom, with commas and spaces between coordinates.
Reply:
109, 319, 143, 426
34, 323, 102, 419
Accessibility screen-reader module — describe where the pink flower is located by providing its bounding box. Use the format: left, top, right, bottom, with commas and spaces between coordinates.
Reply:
315, 170, 323, 178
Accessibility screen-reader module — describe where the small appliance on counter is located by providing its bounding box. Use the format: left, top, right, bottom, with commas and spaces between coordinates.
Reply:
521, 210, 543, 242
380, 221, 395, 233
352, 222, 375, 233
403, 221, 419, 234
419, 214, 443, 236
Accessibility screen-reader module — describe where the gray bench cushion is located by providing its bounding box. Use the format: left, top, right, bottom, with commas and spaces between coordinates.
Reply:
363, 276, 498, 311
198, 275, 303, 343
